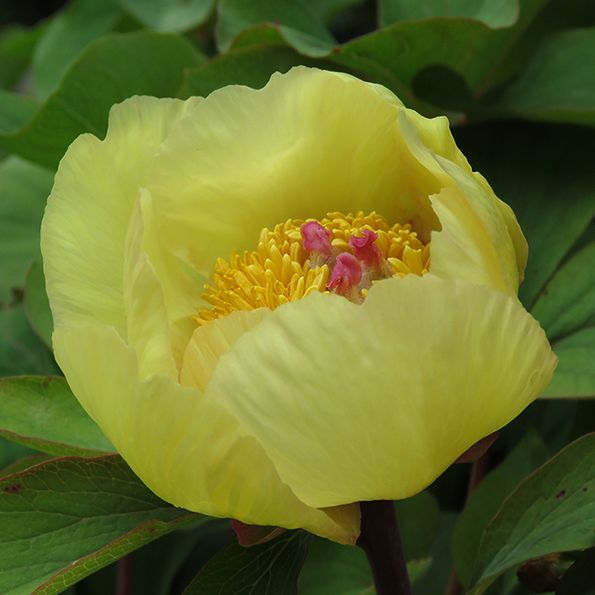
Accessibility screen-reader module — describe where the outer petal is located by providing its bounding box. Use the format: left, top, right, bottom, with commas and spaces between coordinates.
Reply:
52, 325, 359, 544
41, 95, 202, 338
207, 275, 557, 508
147, 66, 443, 276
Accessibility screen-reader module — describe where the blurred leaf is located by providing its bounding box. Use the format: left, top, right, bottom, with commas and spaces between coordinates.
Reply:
452, 430, 550, 588
32, 0, 125, 99
0, 90, 40, 132
0, 301, 58, 378
24, 257, 53, 347
179, 43, 327, 98
556, 547, 595, 595
454, 122, 595, 310
216, 0, 336, 56
498, 27, 595, 127
329, 0, 549, 108
0, 437, 37, 478
184, 530, 311, 595
117, 0, 216, 31
0, 25, 44, 90
0, 376, 115, 457
0, 156, 54, 307
469, 433, 595, 592
542, 328, 595, 399
532, 242, 595, 342
0, 31, 205, 169
0, 453, 51, 478
380, 0, 519, 29
0, 455, 201, 595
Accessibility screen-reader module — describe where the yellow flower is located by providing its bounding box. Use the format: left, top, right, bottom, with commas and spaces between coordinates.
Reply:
40, 67, 557, 545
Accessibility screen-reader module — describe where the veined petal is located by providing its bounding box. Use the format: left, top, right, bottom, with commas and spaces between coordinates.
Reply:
207, 275, 557, 508
53, 325, 360, 544
147, 66, 443, 276
41, 95, 202, 337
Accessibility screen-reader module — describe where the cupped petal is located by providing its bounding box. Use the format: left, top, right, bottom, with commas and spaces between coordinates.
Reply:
52, 325, 360, 544
41, 95, 202, 337
206, 275, 557, 508
147, 66, 443, 276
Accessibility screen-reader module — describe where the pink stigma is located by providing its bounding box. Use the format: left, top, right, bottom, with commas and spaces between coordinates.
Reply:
349, 229, 382, 266
301, 221, 333, 254
327, 253, 362, 295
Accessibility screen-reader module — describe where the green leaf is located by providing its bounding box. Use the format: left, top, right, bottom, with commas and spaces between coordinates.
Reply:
329, 0, 549, 108
556, 547, 595, 595
0, 31, 205, 170
0, 25, 45, 91
184, 530, 312, 595
0, 301, 58, 378
0, 376, 115, 457
532, 242, 595, 342
542, 328, 595, 399
216, 0, 336, 57
32, 0, 125, 99
498, 27, 595, 127
395, 491, 441, 561
0, 455, 201, 595
452, 430, 550, 588
379, 0, 519, 29
24, 258, 53, 348
0, 91, 40, 133
116, 0, 216, 31
469, 432, 595, 591
0, 156, 54, 307
0, 437, 38, 478
179, 43, 326, 99
454, 121, 595, 310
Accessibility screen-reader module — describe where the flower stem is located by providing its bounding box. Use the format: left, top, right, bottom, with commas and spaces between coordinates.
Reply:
356, 500, 412, 595
116, 552, 134, 595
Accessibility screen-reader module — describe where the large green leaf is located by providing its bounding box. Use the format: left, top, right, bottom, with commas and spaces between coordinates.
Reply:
454, 121, 595, 310
0, 25, 44, 91
0, 31, 205, 170
0, 91, 40, 134
542, 328, 595, 399
0, 455, 201, 595
498, 27, 595, 127
379, 0, 519, 29
0, 376, 114, 457
24, 258, 53, 348
31, 0, 125, 98
469, 433, 595, 592
0, 302, 58, 378
216, 0, 336, 56
183, 530, 312, 595
0, 156, 54, 308
116, 0, 216, 31
451, 431, 550, 588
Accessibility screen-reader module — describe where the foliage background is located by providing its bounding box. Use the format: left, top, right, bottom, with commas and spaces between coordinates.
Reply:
1, 0, 595, 593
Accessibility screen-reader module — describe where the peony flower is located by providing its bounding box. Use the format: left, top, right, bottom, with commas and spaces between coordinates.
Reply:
41, 67, 557, 545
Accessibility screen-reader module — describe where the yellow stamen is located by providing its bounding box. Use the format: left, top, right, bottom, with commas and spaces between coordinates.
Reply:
194, 212, 430, 326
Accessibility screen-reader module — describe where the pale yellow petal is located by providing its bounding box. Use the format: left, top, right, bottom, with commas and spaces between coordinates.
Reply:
53, 325, 359, 544
207, 275, 557, 508
41, 95, 202, 337
181, 308, 270, 392
147, 66, 442, 276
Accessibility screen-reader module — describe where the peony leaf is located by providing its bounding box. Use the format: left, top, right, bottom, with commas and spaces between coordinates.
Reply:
183, 530, 312, 595
0, 157, 54, 308
0, 455, 202, 595
497, 27, 595, 127
451, 430, 550, 588
0, 31, 205, 169
379, 0, 519, 29
468, 433, 595, 592
542, 328, 595, 399
555, 547, 595, 595
116, 0, 216, 32
24, 258, 53, 348
0, 376, 115, 457
216, 0, 336, 56
0, 90, 39, 133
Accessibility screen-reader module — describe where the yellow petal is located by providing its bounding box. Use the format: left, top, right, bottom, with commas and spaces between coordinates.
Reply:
207, 275, 557, 508
53, 325, 360, 544
41, 95, 202, 337
146, 66, 443, 276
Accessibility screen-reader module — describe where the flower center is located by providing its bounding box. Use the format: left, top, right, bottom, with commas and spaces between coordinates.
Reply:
194, 212, 430, 326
